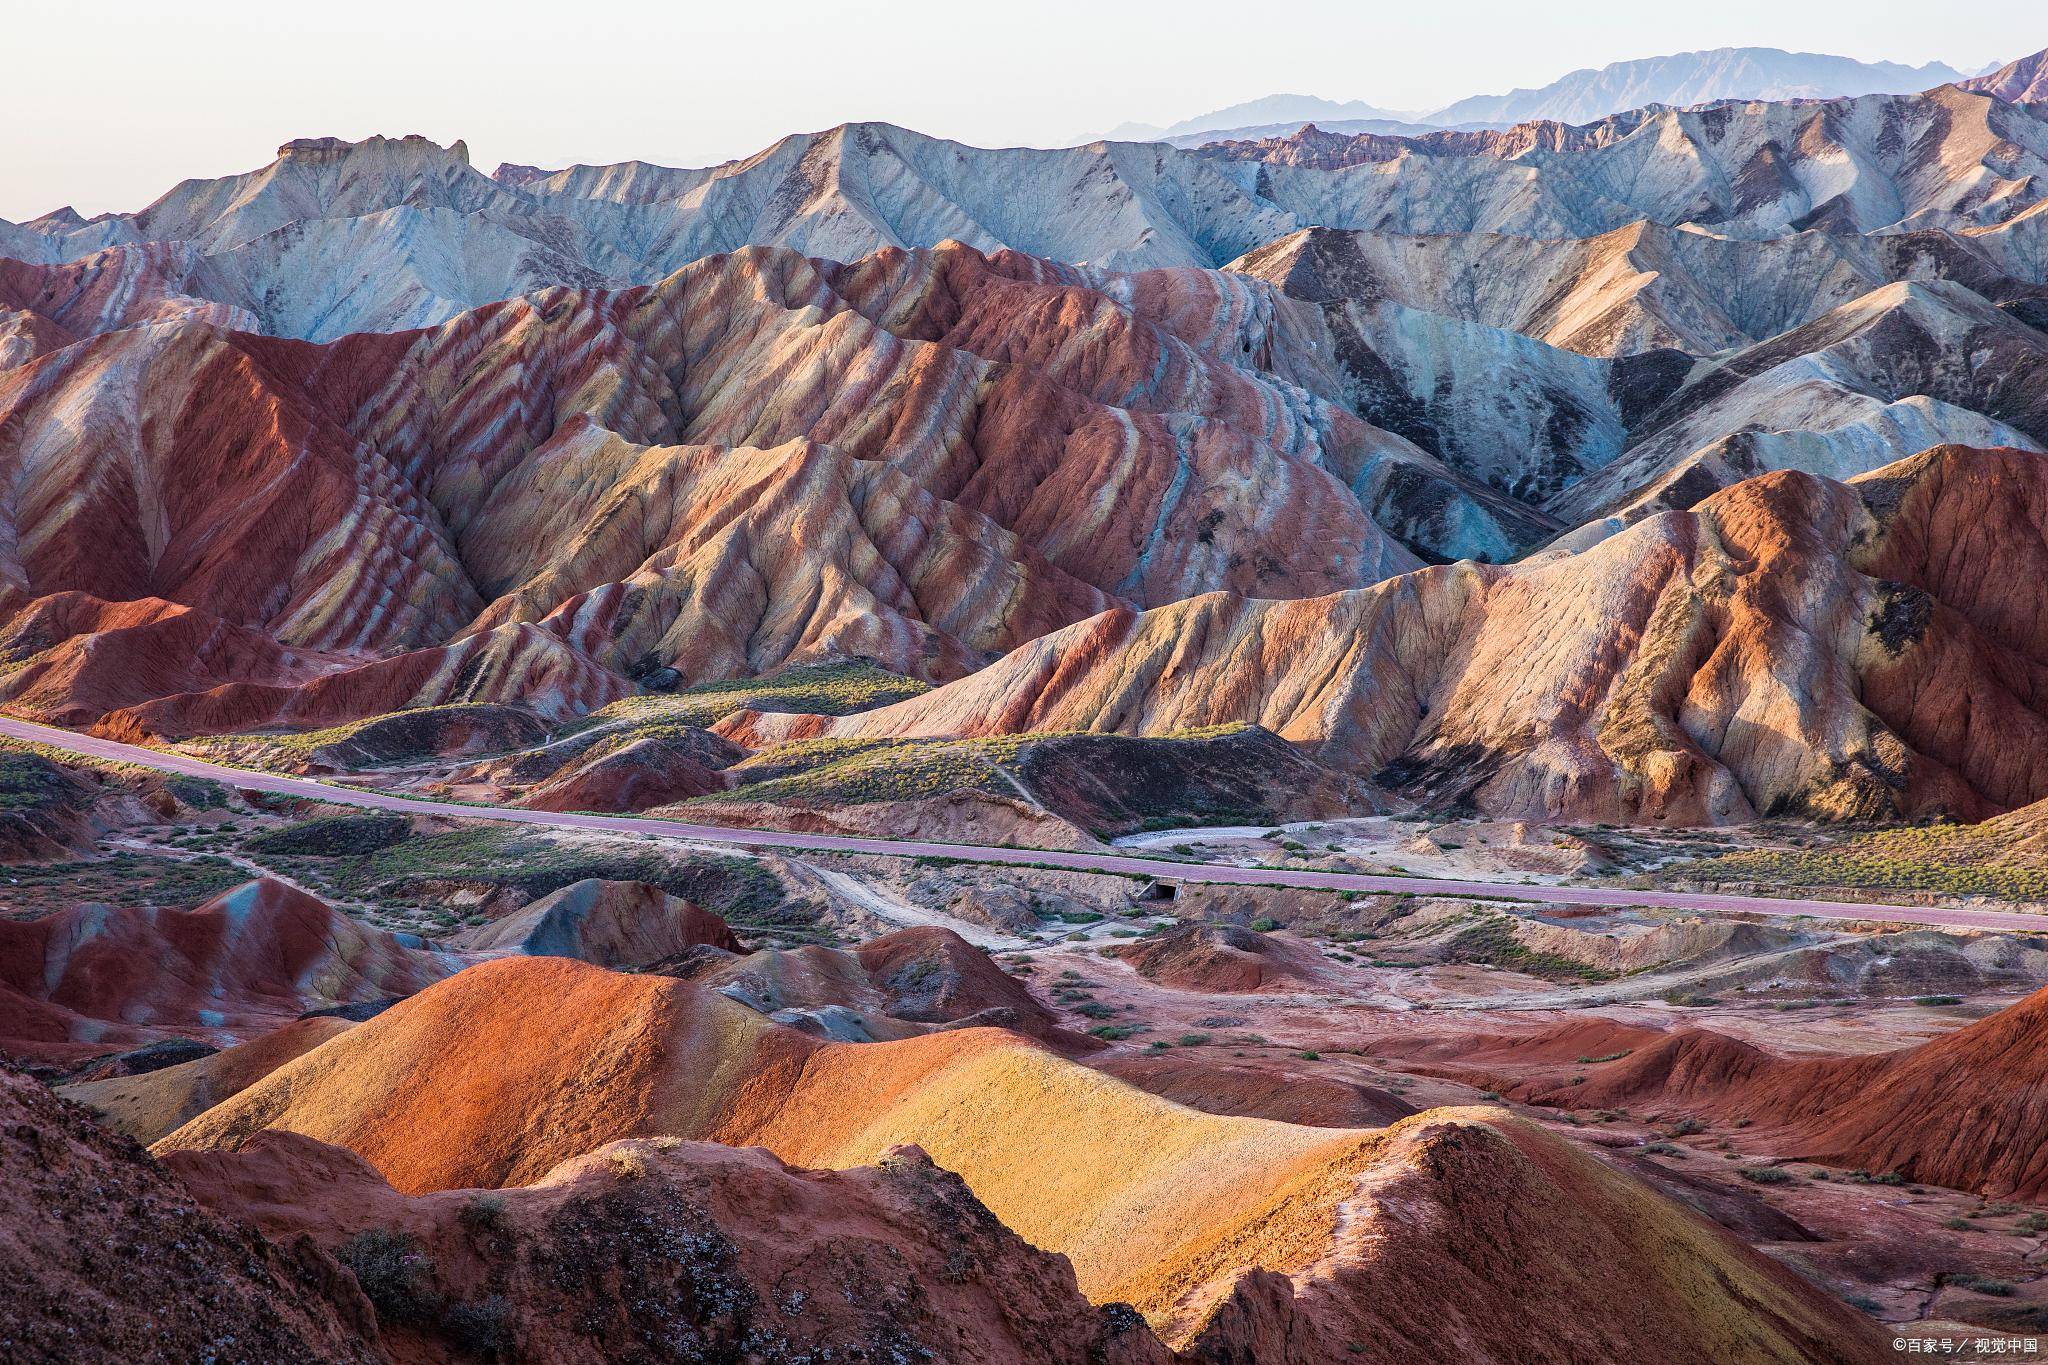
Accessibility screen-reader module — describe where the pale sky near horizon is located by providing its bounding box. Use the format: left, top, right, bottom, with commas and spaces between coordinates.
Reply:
0, 0, 2038, 220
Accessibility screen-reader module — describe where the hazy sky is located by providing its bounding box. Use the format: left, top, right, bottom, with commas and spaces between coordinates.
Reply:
0, 0, 2037, 219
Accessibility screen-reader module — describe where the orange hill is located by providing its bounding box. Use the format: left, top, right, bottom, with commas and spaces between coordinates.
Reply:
156, 955, 1884, 1361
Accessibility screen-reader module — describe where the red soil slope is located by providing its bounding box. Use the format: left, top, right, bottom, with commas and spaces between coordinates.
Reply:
1479, 986, 2048, 1199
1095, 1053, 1419, 1127
0, 877, 459, 1062
0, 1068, 378, 1363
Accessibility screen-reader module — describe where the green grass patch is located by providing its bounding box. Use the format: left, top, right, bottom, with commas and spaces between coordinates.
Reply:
246, 813, 411, 857
307, 825, 792, 926
1669, 824, 2048, 902
696, 735, 1034, 808
564, 661, 931, 736
1447, 915, 1616, 982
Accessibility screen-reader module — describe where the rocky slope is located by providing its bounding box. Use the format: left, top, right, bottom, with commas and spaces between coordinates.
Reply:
169, 1129, 1171, 1365
741, 446, 2048, 824
154, 954, 1886, 1362
0, 1068, 380, 1364
1959, 47, 2048, 104
1202, 85, 2048, 240
1233, 218, 2048, 360
1230, 217, 2047, 527
8, 78, 2048, 342
1547, 280, 2048, 529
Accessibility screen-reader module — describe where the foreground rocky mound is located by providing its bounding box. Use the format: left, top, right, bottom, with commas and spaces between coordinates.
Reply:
0, 1068, 378, 1363
154, 956, 1886, 1360
167, 1131, 1168, 1365
0, 877, 459, 1064
758, 446, 2048, 823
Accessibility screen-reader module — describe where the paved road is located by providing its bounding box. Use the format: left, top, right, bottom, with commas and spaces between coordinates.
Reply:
7, 715, 2046, 934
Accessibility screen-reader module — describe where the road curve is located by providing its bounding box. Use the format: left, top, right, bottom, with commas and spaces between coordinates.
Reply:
6, 714, 2045, 935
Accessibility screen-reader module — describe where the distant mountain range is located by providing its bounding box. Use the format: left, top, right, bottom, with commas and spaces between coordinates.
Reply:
1115, 45, 2005, 146
1106, 95, 1427, 143
1426, 46, 1976, 126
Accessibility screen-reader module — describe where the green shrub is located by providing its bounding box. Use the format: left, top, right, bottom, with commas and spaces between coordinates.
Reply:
1947, 1274, 2015, 1297
1737, 1166, 1793, 1185
248, 813, 410, 857
336, 1228, 436, 1324
457, 1194, 509, 1240
442, 1296, 513, 1355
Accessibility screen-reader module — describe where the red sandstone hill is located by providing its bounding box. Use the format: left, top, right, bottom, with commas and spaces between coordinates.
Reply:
153, 955, 1885, 1361
1487, 985, 2048, 1200
0, 877, 459, 1063
657, 923, 1081, 1046
750, 445, 2048, 824
1106, 922, 1329, 993
0, 244, 256, 368
0, 1069, 379, 1363
0, 240, 1438, 738
453, 878, 742, 968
